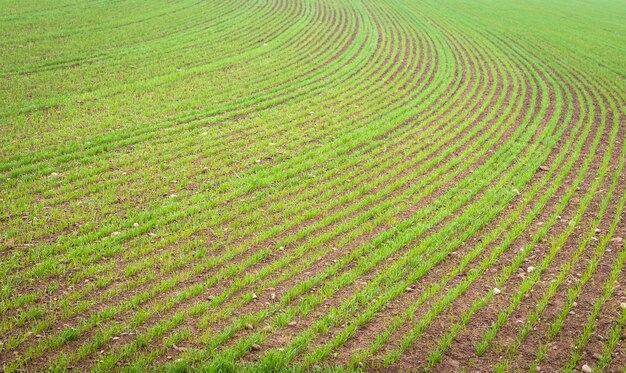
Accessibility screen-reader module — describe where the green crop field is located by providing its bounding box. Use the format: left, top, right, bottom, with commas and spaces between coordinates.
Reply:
1, 0, 625, 371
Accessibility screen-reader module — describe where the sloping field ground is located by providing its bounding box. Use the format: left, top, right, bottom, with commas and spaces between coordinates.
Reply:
1, 0, 625, 371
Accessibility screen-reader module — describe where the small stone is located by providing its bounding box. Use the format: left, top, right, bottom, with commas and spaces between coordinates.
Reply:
111, 231, 121, 237
493, 288, 501, 295
620, 303, 626, 309
252, 293, 257, 299
251, 344, 261, 351
406, 287, 414, 292
595, 228, 601, 233
279, 246, 284, 250
288, 321, 297, 326
611, 237, 623, 243
591, 237, 599, 241
539, 166, 549, 171
513, 189, 520, 195
582, 364, 592, 373
448, 359, 460, 369
133, 223, 139, 227
573, 302, 578, 307
527, 266, 535, 273
245, 323, 253, 330
536, 366, 541, 372
270, 293, 276, 300
255, 160, 261, 164
169, 194, 177, 198
112, 336, 120, 340
593, 353, 602, 360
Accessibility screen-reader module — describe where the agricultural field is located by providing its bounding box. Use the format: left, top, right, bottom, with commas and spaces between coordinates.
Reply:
1, 0, 626, 371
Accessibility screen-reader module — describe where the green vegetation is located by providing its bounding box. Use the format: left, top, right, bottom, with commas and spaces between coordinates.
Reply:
1, 0, 625, 371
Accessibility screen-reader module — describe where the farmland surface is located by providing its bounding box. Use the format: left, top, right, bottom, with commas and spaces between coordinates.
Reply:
1, 0, 626, 371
